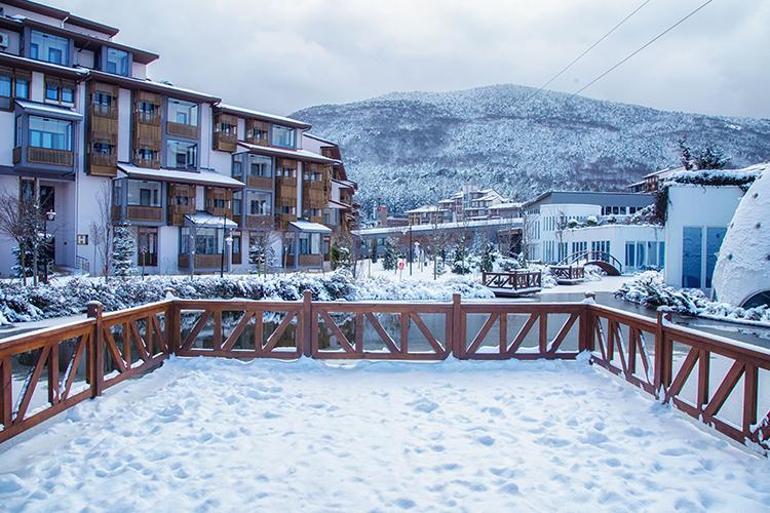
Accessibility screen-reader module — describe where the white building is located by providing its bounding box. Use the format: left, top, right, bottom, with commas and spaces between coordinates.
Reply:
0, 0, 356, 278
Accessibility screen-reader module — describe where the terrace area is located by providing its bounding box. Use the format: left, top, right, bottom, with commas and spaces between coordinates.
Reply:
1, 294, 770, 512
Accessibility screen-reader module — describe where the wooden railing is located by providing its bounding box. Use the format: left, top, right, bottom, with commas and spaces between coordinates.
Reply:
27, 147, 74, 167
167, 121, 198, 140
481, 271, 542, 291
0, 301, 172, 444
550, 265, 585, 283
2, 295, 770, 452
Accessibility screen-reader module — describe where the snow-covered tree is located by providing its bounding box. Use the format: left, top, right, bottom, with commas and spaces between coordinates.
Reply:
480, 241, 497, 273
694, 145, 730, 170
451, 239, 471, 275
382, 237, 398, 271
89, 183, 114, 280
112, 222, 135, 279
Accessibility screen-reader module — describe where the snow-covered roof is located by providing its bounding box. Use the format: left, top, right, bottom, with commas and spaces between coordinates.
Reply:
217, 104, 311, 130
491, 202, 523, 210
15, 100, 83, 120
354, 217, 522, 237
184, 212, 238, 229
405, 205, 447, 214
327, 200, 350, 210
87, 71, 220, 103
289, 220, 332, 233
117, 163, 245, 188
238, 142, 339, 164
663, 163, 767, 188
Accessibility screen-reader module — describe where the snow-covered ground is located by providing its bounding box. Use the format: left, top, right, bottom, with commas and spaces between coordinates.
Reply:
1, 357, 768, 512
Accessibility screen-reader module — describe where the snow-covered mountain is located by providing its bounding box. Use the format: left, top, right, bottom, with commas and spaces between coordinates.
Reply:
291, 84, 770, 217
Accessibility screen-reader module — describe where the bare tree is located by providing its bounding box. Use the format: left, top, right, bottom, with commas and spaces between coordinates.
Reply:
89, 183, 114, 280
0, 189, 30, 285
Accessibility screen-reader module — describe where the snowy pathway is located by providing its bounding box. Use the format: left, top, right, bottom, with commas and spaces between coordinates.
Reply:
1, 358, 769, 512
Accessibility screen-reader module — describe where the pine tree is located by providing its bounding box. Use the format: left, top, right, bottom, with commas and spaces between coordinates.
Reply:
451, 239, 471, 275
480, 241, 497, 273
678, 138, 694, 170
694, 145, 729, 170
382, 238, 398, 271
249, 234, 266, 274
112, 222, 135, 279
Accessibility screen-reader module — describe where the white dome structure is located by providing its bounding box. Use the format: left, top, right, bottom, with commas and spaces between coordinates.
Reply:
712, 164, 770, 307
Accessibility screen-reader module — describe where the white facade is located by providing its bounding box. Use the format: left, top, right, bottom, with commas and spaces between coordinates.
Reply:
663, 185, 744, 291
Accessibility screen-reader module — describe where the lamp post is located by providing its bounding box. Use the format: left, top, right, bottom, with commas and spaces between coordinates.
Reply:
220, 212, 227, 278
43, 209, 56, 284
409, 224, 413, 276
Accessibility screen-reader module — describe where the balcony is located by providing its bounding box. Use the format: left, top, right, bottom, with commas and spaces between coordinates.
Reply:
167, 121, 198, 140
179, 253, 224, 270
243, 214, 274, 230
213, 131, 237, 153
16, 147, 75, 167
247, 176, 273, 190
88, 153, 118, 177
126, 205, 163, 223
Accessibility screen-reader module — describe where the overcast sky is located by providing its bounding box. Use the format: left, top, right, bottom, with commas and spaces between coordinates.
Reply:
51, 0, 770, 118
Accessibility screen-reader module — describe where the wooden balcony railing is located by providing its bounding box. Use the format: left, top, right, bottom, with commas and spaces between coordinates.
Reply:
133, 157, 161, 169
213, 132, 237, 152
167, 121, 198, 140
247, 176, 273, 190
244, 214, 274, 230
178, 254, 224, 270
2, 296, 770, 453
27, 147, 74, 167
126, 205, 163, 222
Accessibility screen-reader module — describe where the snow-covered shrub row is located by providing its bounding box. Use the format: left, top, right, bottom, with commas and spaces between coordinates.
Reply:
0, 271, 500, 323
616, 271, 770, 324
0, 272, 357, 323
353, 275, 494, 302
663, 167, 761, 188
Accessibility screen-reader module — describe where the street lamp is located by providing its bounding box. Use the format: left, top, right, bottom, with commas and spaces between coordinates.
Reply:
43, 209, 56, 284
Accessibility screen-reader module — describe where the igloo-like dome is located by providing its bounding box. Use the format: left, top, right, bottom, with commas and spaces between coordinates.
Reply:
712, 164, 770, 307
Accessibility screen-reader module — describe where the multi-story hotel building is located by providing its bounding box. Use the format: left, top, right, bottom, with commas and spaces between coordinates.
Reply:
0, 0, 356, 277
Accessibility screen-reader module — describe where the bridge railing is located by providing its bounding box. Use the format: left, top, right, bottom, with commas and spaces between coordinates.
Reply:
481, 271, 542, 291
2, 294, 770, 452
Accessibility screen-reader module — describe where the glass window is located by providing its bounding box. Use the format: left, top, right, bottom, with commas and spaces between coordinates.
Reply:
168, 99, 198, 126
126, 180, 161, 206
30, 30, 70, 65
249, 192, 272, 215
706, 227, 727, 288
28, 117, 72, 150
272, 125, 296, 148
232, 159, 243, 179
0, 75, 10, 97
647, 242, 658, 267
93, 141, 113, 155
232, 191, 242, 215
45, 82, 59, 101
195, 228, 218, 255
105, 48, 130, 76
61, 85, 74, 104
625, 242, 636, 268
137, 101, 158, 122
136, 147, 158, 162
249, 155, 273, 177
14, 77, 29, 99
682, 227, 703, 288
93, 91, 112, 113
166, 139, 197, 169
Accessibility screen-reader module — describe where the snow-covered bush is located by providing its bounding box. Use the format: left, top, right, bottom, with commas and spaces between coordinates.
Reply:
354, 274, 494, 301
616, 271, 770, 325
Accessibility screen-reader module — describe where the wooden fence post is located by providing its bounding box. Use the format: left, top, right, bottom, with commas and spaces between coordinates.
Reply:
303, 290, 313, 358
451, 293, 463, 359
653, 310, 672, 397
167, 300, 179, 355
0, 357, 11, 428
579, 295, 595, 353
87, 301, 105, 398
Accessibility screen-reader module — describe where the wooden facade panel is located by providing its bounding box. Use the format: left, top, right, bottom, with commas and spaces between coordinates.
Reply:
205, 187, 233, 218
167, 183, 196, 225
28, 148, 73, 167
167, 121, 198, 140
127, 206, 163, 222
247, 176, 273, 190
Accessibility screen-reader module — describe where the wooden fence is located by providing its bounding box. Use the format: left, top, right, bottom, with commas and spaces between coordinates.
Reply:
481, 271, 542, 292
1, 293, 769, 452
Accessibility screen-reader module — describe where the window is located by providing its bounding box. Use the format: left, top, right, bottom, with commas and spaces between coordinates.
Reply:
706, 227, 726, 288
136, 147, 158, 163
213, 198, 226, 209
232, 191, 242, 216
232, 159, 243, 179
30, 30, 70, 65
249, 192, 272, 215
299, 233, 321, 255
175, 195, 190, 206
249, 155, 272, 177
137, 227, 158, 266
15, 76, 30, 100
44, 78, 75, 106
40, 185, 55, 213
166, 140, 197, 169
272, 125, 296, 148
92, 91, 113, 115
0, 74, 10, 98
105, 48, 130, 76
625, 242, 636, 268
93, 141, 113, 155
29, 117, 73, 150
137, 101, 159, 122
217, 122, 235, 135
280, 205, 295, 215
247, 121, 269, 142
168, 99, 198, 126
682, 227, 703, 288
195, 228, 218, 255
126, 180, 161, 207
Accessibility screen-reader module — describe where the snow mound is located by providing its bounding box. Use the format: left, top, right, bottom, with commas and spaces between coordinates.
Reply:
2, 357, 768, 512
713, 165, 770, 306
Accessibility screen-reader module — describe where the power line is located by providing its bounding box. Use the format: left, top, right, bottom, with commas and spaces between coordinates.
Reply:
573, 0, 715, 96
529, 0, 652, 100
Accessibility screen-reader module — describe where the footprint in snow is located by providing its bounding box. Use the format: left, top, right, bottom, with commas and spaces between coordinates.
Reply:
410, 399, 439, 413
394, 498, 416, 509
477, 435, 495, 446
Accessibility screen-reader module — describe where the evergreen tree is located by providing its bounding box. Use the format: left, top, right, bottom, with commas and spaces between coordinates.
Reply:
678, 137, 694, 170
694, 145, 729, 170
451, 238, 471, 275
249, 234, 266, 274
331, 242, 352, 270
382, 238, 398, 271
112, 222, 135, 279
480, 241, 497, 273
